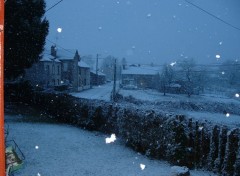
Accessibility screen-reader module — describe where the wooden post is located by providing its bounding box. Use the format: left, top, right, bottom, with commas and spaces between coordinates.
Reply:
0, 0, 5, 175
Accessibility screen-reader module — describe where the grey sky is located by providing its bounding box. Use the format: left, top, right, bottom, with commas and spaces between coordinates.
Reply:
45, 0, 240, 65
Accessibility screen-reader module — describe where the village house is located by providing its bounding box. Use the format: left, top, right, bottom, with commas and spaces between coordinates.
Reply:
121, 64, 161, 89
90, 70, 106, 86
25, 45, 91, 92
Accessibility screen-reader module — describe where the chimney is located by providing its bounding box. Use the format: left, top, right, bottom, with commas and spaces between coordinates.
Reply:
74, 50, 80, 61
51, 45, 57, 57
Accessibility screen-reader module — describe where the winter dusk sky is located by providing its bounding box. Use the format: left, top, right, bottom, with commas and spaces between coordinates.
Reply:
45, 0, 240, 65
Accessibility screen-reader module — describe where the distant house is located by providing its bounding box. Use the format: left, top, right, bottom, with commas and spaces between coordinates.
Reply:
25, 45, 91, 92
121, 65, 160, 89
90, 70, 106, 86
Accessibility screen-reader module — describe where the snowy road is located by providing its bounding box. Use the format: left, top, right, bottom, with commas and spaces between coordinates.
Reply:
6, 115, 216, 176
71, 82, 115, 101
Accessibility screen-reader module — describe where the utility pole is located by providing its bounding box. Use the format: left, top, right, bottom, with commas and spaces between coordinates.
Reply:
112, 58, 117, 101
96, 54, 99, 86
0, 0, 5, 175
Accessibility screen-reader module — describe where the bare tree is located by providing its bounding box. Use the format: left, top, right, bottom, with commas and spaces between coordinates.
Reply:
100, 55, 121, 80
177, 58, 196, 97
160, 64, 175, 96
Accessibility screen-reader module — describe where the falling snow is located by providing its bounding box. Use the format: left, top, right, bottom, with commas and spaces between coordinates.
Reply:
235, 93, 240, 98
57, 28, 62, 33
198, 126, 203, 131
170, 61, 176, 66
147, 13, 152, 18
216, 54, 221, 59
226, 113, 230, 117
35, 145, 39, 149
105, 134, 116, 144
140, 164, 146, 170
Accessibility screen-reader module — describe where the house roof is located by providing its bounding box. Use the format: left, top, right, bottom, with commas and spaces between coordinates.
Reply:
40, 53, 54, 62
122, 66, 160, 75
78, 61, 90, 68
56, 49, 77, 60
40, 53, 61, 63
43, 49, 77, 60
90, 70, 106, 76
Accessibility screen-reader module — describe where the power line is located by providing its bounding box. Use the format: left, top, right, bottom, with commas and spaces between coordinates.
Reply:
184, 0, 240, 32
46, 0, 64, 13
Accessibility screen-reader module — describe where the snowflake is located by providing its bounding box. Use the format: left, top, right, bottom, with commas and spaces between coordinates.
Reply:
35, 146, 39, 149
235, 93, 239, 98
105, 134, 116, 144
226, 113, 230, 117
57, 28, 62, 33
170, 62, 176, 66
147, 13, 152, 18
140, 164, 146, 170
198, 126, 203, 131
216, 54, 221, 59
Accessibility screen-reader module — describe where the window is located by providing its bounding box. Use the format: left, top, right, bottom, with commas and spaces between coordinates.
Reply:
57, 65, 60, 75
52, 65, 55, 74
46, 65, 50, 75
63, 63, 68, 72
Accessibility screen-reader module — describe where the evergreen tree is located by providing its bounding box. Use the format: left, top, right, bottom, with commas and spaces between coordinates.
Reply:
5, 0, 49, 80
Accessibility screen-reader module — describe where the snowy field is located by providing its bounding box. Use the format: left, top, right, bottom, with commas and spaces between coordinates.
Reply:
5, 115, 216, 176
72, 82, 240, 104
71, 82, 240, 128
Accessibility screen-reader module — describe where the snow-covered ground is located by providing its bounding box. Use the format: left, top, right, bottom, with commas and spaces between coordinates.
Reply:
72, 82, 240, 104
71, 83, 114, 101
71, 82, 240, 127
5, 115, 216, 176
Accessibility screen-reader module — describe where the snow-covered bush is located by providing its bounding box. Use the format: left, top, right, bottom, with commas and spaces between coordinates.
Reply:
171, 166, 190, 176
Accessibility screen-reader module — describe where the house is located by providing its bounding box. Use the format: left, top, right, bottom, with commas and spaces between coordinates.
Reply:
121, 64, 161, 89
90, 70, 106, 86
25, 45, 91, 92
78, 61, 91, 91
24, 53, 62, 88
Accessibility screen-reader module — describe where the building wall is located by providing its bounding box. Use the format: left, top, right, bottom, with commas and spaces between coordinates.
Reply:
25, 60, 61, 87
122, 74, 156, 89
78, 67, 90, 91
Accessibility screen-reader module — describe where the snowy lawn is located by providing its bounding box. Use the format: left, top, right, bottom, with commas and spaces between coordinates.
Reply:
71, 82, 240, 104
5, 115, 216, 176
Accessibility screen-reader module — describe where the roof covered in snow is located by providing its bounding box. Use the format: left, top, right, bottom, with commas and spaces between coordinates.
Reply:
40, 54, 61, 63
40, 53, 54, 62
122, 65, 160, 75
90, 70, 106, 76
56, 49, 77, 60
78, 61, 90, 68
